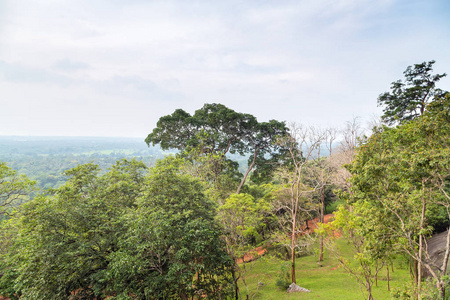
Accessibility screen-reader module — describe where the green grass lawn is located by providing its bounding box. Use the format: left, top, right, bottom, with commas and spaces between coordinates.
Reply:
237, 239, 411, 300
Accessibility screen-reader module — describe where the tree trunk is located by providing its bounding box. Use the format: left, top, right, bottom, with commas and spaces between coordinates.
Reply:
319, 236, 324, 262
413, 259, 418, 286
418, 235, 423, 292
367, 283, 374, 300
413, 259, 419, 300
437, 280, 445, 299
291, 214, 297, 284
231, 265, 240, 300
418, 195, 426, 294
319, 187, 325, 261
387, 265, 390, 291
375, 260, 378, 287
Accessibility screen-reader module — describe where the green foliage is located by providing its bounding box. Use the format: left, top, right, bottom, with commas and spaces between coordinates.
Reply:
344, 91, 450, 297
0, 160, 146, 299
146, 103, 253, 155
378, 60, 447, 125
0, 158, 234, 299
325, 197, 344, 214
244, 119, 290, 185
349, 92, 450, 230
107, 157, 234, 299
392, 279, 450, 300
180, 148, 241, 202
275, 262, 291, 290
0, 162, 35, 218
218, 193, 272, 248
146, 103, 289, 194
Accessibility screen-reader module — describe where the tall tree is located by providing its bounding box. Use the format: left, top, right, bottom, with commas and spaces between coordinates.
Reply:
346, 93, 450, 298
146, 103, 288, 195
108, 157, 234, 299
378, 60, 447, 125
218, 193, 271, 299
274, 124, 329, 284
304, 127, 337, 261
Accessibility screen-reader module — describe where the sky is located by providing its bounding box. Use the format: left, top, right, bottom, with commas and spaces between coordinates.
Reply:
1, 0, 449, 138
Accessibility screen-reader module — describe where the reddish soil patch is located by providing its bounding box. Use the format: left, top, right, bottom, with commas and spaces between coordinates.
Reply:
301, 213, 341, 238
300, 214, 335, 234
238, 214, 339, 264
236, 246, 267, 264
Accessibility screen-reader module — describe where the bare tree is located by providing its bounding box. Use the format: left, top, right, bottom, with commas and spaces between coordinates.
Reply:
304, 128, 337, 261
274, 123, 330, 284
332, 118, 363, 187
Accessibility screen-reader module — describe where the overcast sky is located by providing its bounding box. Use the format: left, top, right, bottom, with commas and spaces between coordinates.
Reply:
1, 0, 449, 138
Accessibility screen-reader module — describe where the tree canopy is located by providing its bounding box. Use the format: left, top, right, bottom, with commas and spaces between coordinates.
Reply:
0, 158, 234, 299
378, 60, 447, 125
344, 93, 450, 298
145, 103, 256, 156
0, 162, 35, 218
146, 103, 289, 194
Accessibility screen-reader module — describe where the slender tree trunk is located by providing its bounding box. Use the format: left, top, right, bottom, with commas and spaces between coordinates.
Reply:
230, 256, 240, 299
387, 265, 390, 291
418, 236, 423, 292
367, 283, 373, 300
437, 281, 445, 299
375, 260, 378, 287
319, 236, 324, 262
413, 259, 418, 285
319, 187, 325, 261
242, 275, 250, 300
291, 213, 297, 284
418, 195, 426, 294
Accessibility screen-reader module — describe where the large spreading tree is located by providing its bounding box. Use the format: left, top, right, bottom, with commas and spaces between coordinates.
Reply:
146, 103, 288, 194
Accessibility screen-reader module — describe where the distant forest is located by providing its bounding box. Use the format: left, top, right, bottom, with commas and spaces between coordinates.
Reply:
0, 136, 167, 189
0, 136, 249, 190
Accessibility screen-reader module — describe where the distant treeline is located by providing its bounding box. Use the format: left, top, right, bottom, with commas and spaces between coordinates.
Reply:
0, 136, 248, 189
0, 136, 168, 189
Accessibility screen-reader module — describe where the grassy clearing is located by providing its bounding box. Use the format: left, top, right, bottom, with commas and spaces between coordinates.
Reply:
238, 239, 411, 299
